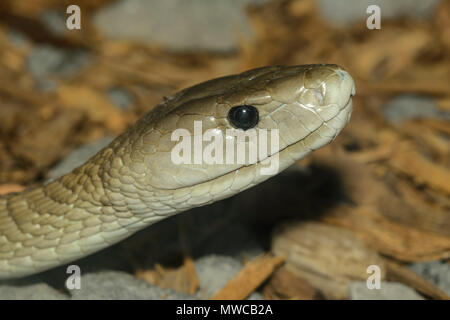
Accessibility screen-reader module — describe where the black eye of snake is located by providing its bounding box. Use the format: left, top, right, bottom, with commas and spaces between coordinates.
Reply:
227, 105, 259, 130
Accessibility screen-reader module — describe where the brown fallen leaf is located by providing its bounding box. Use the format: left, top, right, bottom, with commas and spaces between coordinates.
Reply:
389, 142, 450, 195
184, 256, 201, 295
262, 265, 322, 300
135, 256, 200, 295
346, 28, 431, 80
314, 144, 450, 239
357, 81, 450, 97
323, 205, 450, 262
0, 184, 26, 195
384, 259, 449, 300
399, 120, 450, 162
437, 98, 450, 111
57, 84, 128, 133
212, 254, 284, 300
419, 118, 450, 136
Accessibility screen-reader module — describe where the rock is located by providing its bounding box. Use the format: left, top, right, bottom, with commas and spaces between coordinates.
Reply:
0, 282, 67, 300
47, 137, 114, 180
349, 281, 424, 300
93, 0, 264, 52
194, 255, 264, 300
383, 94, 450, 124
7, 29, 29, 48
247, 292, 264, 299
410, 261, 450, 295
316, 0, 441, 26
194, 255, 244, 299
40, 10, 67, 36
27, 45, 91, 91
70, 271, 192, 299
28, 45, 91, 78
106, 87, 134, 110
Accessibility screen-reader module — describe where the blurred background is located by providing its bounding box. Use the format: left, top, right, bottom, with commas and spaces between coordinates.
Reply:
0, 0, 449, 300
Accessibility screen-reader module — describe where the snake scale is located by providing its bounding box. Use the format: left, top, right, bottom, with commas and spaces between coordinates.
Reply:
0, 64, 355, 279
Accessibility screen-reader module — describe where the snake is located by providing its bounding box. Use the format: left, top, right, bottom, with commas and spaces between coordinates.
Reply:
0, 64, 355, 279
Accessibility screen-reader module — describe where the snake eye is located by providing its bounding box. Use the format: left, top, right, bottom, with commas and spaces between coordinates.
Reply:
227, 105, 259, 130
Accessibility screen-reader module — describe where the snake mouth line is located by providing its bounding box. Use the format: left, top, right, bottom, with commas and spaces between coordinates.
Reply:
259, 95, 353, 164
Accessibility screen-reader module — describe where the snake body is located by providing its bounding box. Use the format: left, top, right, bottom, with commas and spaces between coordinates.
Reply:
0, 64, 355, 279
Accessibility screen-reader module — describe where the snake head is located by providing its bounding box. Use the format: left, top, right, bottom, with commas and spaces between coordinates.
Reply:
108, 64, 355, 214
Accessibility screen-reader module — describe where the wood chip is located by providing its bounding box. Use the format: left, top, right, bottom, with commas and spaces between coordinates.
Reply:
135, 256, 200, 295
57, 85, 129, 133
323, 205, 450, 262
212, 254, 284, 300
385, 259, 449, 300
389, 142, 450, 194
0, 184, 26, 195
262, 265, 322, 300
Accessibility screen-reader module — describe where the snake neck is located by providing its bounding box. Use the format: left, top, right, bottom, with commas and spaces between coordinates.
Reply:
0, 144, 170, 279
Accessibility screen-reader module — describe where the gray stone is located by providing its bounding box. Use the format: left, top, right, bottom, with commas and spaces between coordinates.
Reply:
194, 255, 264, 300
7, 30, 29, 48
28, 45, 91, 78
349, 281, 424, 300
316, 0, 441, 26
27, 45, 64, 79
70, 271, 192, 299
40, 10, 67, 36
383, 94, 450, 124
0, 282, 67, 300
410, 261, 450, 295
247, 292, 264, 300
47, 137, 114, 180
27, 45, 91, 91
106, 87, 134, 110
194, 255, 244, 299
93, 0, 261, 52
